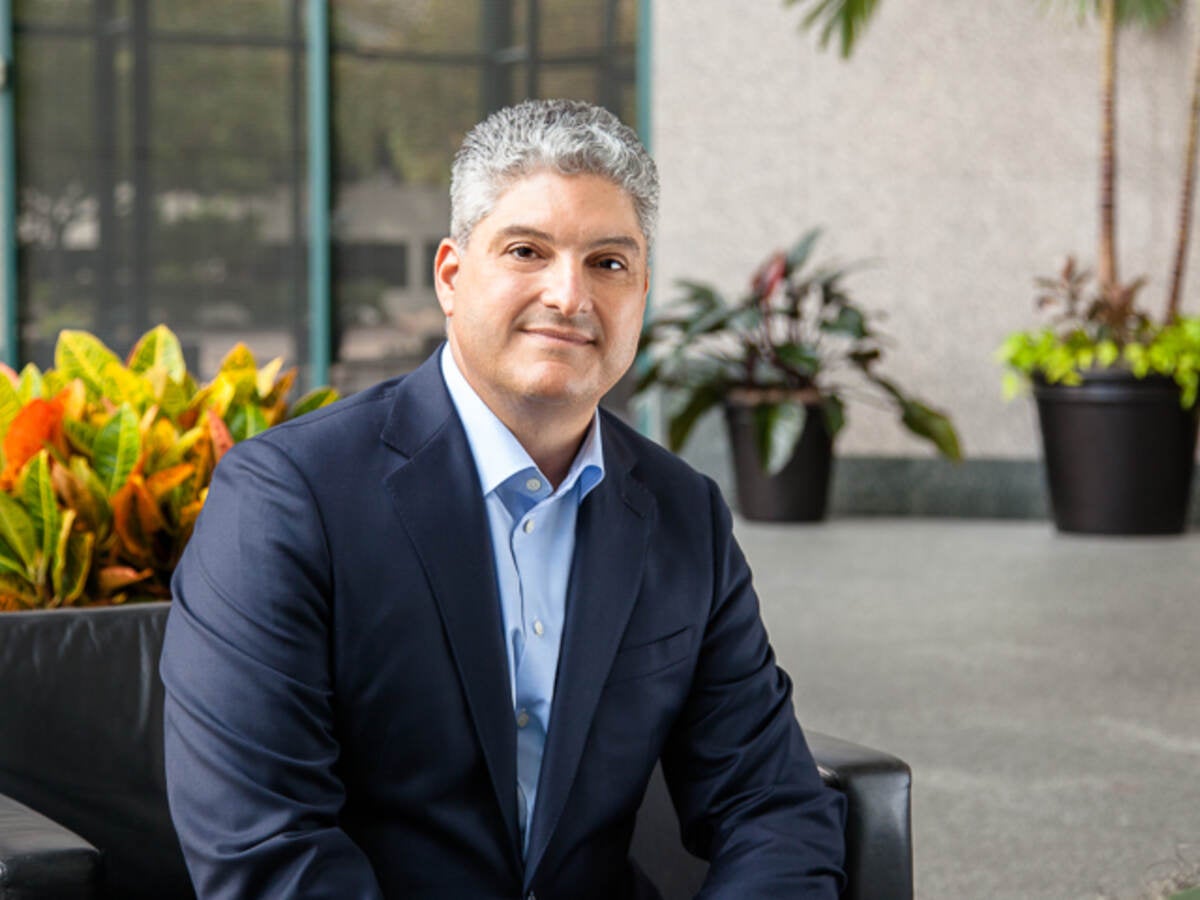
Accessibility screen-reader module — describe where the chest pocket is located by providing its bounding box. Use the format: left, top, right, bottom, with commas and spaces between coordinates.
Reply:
606, 626, 694, 685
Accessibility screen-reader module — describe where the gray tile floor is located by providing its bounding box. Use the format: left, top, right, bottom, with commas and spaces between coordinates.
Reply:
733, 517, 1200, 900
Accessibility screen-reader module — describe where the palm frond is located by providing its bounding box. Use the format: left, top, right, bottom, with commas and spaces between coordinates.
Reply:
785, 0, 882, 57
1039, 0, 1181, 26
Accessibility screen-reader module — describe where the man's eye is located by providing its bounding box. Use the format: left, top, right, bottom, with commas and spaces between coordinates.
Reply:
509, 245, 538, 260
596, 257, 626, 271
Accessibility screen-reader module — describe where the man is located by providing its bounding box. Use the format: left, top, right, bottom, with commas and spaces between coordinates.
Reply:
161, 99, 845, 899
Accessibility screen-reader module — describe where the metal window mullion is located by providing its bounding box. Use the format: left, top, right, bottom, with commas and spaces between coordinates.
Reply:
93, 0, 118, 339
597, 0, 618, 110
307, 0, 330, 388
525, 0, 539, 97
130, 0, 151, 338
0, 0, 15, 365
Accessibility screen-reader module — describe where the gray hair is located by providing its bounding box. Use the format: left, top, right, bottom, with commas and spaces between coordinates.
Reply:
450, 99, 659, 249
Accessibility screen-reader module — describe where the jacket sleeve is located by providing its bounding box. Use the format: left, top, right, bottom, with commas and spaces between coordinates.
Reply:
660, 479, 847, 899
160, 437, 384, 900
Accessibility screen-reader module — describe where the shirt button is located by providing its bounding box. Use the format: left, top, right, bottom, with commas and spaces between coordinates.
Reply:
525, 477, 542, 492
532, 619, 544, 637
523, 519, 535, 534
516, 709, 530, 728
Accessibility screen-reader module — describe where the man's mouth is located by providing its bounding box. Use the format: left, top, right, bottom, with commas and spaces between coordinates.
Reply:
522, 326, 595, 345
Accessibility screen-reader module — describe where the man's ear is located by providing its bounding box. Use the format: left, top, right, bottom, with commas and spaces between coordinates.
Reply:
433, 239, 461, 316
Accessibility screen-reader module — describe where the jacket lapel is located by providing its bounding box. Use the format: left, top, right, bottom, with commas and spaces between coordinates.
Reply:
380, 353, 522, 863
524, 428, 656, 882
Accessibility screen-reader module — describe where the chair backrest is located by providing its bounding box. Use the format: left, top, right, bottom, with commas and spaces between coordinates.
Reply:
1, 603, 911, 900
0, 604, 193, 900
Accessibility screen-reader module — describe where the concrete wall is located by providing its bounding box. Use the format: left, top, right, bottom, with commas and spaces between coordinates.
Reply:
649, 0, 1200, 467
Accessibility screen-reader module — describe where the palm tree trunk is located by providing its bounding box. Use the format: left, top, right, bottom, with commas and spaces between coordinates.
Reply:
1099, 0, 1119, 301
1166, 5, 1200, 323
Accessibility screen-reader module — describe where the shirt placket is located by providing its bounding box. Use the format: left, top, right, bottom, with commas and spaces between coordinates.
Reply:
508, 474, 553, 849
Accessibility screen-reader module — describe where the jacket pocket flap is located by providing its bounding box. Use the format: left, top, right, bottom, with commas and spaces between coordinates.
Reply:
606, 626, 694, 685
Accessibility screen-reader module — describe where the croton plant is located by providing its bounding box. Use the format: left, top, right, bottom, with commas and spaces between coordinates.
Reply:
0, 326, 337, 612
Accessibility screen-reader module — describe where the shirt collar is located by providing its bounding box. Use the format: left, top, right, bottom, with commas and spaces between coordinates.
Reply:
440, 345, 605, 501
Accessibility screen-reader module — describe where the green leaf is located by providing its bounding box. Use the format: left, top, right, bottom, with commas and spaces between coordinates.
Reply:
100, 359, 154, 411
1001, 370, 1025, 401
227, 404, 269, 443
17, 363, 43, 403
822, 395, 846, 437
672, 280, 726, 314
684, 304, 760, 340
50, 509, 76, 602
901, 401, 963, 461
788, 0, 882, 57
289, 387, 338, 419
754, 402, 807, 475
1096, 340, 1120, 367
20, 450, 62, 575
69, 456, 113, 533
821, 305, 868, 338
63, 417, 99, 457
127, 325, 187, 382
0, 573, 39, 608
55, 330, 123, 397
0, 376, 21, 434
0, 492, 38, 571
0, 538, 28, 579
666, 385, 725, 453
94, 404, 141, 494
775, 343, 821, 376
1047, 0, 1181, 26
786, 229, 822, 270
58, 531, 93, 605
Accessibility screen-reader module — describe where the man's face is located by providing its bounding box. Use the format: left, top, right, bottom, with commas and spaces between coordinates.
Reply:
434, 170, 649, 425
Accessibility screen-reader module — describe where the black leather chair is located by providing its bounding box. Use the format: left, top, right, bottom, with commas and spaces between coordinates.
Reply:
0, 604, 912, 899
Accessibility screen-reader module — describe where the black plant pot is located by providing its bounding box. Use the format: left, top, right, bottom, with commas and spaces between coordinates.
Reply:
1034, 371, 1200, 535
725, 401, 833, 522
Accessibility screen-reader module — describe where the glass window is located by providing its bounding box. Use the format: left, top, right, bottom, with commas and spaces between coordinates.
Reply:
14, 0, 308, 378
11, 0, 639, 395
328, 0, 638, 395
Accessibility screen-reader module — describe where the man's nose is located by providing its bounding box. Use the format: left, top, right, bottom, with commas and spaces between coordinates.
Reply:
541, 259, 590, 316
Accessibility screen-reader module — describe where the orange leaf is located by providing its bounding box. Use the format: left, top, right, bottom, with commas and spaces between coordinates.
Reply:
111, 481, 152, 566
131, 476, 167, 537
207, 408, 233, 463
178, 496, 205, 542
145, 463, 194, 499
1, 397, 65, 487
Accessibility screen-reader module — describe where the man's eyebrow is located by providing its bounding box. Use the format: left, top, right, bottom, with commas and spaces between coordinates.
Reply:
490, 225, 642, 253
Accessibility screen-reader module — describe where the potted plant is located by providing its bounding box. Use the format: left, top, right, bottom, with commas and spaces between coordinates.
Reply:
636, 229, 961, 521
0, 325, 338, 612
997, 0, 1200, 534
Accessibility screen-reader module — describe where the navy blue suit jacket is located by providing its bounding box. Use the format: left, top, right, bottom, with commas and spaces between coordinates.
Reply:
161, 350, 845, 899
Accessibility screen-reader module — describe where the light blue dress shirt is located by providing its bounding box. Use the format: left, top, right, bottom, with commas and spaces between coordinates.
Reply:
440, 348, 605, 853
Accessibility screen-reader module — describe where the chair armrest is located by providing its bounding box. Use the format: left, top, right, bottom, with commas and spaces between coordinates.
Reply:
0, 792, 100, 900
807, 730, 913, 900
